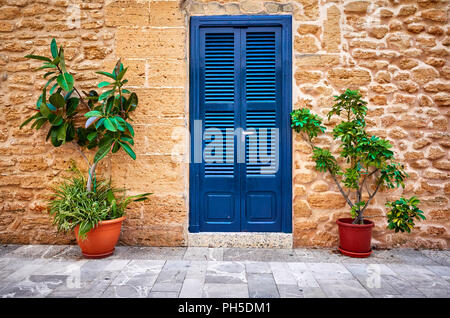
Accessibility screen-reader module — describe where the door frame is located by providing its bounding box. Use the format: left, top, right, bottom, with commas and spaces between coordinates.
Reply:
189, 15, 292, 233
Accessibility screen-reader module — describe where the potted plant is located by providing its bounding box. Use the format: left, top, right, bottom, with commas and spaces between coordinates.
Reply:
20, 39, 150, 258
49, 165, 148, 258
290, 89, 425, 257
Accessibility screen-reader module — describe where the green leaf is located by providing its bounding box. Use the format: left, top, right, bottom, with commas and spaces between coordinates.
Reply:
43, 71, 56, 79
98, 133, 114, 148
20, 113, 40, 129
50, 39, 58, 58
99, 89, 114, 101
95, 117, 105, 129
64, 90, 74, 100
111, 117, 125, 132
42, 86, 47, 105
49, 114, 63, 127
114, 60, 122, 77
49, 93, 65, 108
66, 97, 79, 116
120, 135, 134, 145
103, 118, 117, 132
65, 122, 75, 142
87, 131, 97, 141
58, 46, 66, 73
107, 189, 116, 203
112, 141, 121, 153
49, 82, 58, 95
32, 117, 47, 130
94, 142, 112, 163
50, 127, 63, 147
115, 117, 129, 133
51, 116, 64, 127
57, 72, 74, 91
36, 63, 57, 70
125, 122, 134, 137
96, 71, 116, 80
118, 141, 136, 160
98, 81, 111, 88
84, 110, 103, 118
25, 54, 52, 62
40, 102, 52, 118
126, 92, 138, 112
105, 96, 114, 114
56, 122, 67, 141
117, 67, 128, 81
51, 56, 60, 66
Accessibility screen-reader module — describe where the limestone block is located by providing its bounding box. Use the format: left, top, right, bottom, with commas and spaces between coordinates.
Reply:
307, 192, 346, 209
150, 1, 184, 27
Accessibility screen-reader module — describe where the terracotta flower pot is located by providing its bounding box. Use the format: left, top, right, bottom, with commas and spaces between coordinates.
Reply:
74, 216, 125, 259
336, 217, 374, 258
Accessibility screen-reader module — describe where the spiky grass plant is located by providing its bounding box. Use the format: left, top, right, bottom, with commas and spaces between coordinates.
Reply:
49, 166, 150, 239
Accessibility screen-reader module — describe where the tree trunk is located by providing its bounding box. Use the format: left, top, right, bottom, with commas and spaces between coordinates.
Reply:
86, 162, 97, 192
353, 213, 363, 224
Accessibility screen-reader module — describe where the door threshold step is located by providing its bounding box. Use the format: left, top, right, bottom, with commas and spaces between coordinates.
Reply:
188, 232, 292, 249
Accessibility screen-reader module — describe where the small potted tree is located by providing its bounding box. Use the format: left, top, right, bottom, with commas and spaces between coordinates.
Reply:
21, 39, 150, 258
291, 89, 425, 257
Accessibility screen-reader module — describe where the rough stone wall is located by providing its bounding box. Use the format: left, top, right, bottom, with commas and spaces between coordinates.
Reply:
0, 0, 448, 249
0, 0, 187, 246
0, 0, 118, 244
289, 0, 450, 249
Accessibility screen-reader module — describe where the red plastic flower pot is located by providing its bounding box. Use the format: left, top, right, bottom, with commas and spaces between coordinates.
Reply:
336, 218, 374, 258
74, 216, 125, 259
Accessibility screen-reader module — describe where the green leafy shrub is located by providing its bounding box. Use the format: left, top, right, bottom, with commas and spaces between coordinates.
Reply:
291, 108, 326, 139
21, 39, 140, 192
20, 39, 151, 235
386, 196, 426, 233
291, 89, 425, 230
49, 166, 150, 239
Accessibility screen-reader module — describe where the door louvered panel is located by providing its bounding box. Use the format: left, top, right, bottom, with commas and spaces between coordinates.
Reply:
197, 27, 240, 231
245, 32, 276, 102
205, 33, 235, 103
204, 111, 234, 176
245, 110, 278, 175
241, 27, 282, 232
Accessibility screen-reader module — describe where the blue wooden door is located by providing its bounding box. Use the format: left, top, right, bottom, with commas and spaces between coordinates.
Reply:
190, 16, 292, 233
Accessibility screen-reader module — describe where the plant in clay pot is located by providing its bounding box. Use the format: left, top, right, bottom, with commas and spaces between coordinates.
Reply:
290, 89, 425, 257
20, 39, 150, 258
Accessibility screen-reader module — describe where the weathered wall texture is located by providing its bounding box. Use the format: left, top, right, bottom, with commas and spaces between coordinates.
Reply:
288, 0, 450, 249
0, 0, 448, 249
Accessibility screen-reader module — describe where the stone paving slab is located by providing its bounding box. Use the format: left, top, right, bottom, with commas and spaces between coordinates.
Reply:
0, 245, 22, 258
223, 248, 298, 262
0, 245, 448, 298
247, 273, 279, 298
420, 250, 450, 266
183, 247, 223, 261
4, 245, 69, 259
109, 247, 187, 260
111, 260, 164, 287
317, 279, 372, 298
202, 283, 249, 298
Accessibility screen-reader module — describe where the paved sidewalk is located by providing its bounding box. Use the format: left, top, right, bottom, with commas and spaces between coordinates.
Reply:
0, 245, 449, 298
